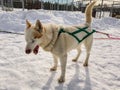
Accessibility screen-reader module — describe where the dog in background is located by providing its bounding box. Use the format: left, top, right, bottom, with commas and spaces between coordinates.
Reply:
24, 1, 96, 83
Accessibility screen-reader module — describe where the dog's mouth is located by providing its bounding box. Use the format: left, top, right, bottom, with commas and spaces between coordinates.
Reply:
33, 45, 39, 55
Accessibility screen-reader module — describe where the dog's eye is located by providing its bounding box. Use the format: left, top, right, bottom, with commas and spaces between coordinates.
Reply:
31, 39, 35, 43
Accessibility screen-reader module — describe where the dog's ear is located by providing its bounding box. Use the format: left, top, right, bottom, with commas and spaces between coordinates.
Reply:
26, 20, 31, 28
35, 20, 43, 32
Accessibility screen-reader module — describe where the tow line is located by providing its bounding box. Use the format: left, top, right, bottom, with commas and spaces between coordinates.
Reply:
95, 30, 120, 40
0, 30, 24, 35
0, 30, 120, 40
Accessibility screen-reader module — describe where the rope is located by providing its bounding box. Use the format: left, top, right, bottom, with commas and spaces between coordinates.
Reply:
94, 37, 120, 40
95, 30, 120, 40
0, 30, 24, 35
0, 29, 120, 40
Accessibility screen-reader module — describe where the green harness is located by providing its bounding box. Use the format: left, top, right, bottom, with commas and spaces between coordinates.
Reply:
58, 26, 96, 43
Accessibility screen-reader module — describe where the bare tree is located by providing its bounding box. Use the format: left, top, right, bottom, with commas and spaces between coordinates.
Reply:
21, 0, 24, 11
99, 0, 104, 18
66, 0, 68, 10
57, 0, 59, 10
71, 0, 74, 11
11, 0, 13, 10
41, 0, 43, 9
1, 0, 4, 10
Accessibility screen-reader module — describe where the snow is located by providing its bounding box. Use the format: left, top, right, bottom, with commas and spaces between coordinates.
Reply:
0, 9, 120, 90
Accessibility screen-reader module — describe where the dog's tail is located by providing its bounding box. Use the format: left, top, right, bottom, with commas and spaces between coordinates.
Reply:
85, 0, 96, 25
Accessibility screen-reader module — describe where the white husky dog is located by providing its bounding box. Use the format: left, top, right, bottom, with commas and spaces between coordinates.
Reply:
25, 1, 96, 83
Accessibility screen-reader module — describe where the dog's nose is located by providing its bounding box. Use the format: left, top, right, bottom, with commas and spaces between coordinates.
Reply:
25, 49, 31, 54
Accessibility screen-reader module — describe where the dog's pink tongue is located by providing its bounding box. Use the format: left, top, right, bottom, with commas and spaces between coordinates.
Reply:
33, 45, 39, 55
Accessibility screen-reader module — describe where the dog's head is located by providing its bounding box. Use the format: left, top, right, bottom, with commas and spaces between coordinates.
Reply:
24, 20, 43, 54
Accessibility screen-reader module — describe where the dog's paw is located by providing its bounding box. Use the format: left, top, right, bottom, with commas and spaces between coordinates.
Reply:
58, 77, 65, 83
50, 66, 57, 71
72, 59, 77, 62
83, 63, 88, 67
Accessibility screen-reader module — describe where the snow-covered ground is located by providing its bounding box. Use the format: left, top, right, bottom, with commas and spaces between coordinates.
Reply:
0, 9, 120, 90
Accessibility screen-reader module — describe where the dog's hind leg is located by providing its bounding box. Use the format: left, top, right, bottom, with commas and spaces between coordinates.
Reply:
83, 36, 93, 66
72, 47, 81, 62
50, 54, 58, 71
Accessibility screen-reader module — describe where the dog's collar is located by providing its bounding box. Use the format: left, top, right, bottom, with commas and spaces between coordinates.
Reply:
43, 28, 58, 51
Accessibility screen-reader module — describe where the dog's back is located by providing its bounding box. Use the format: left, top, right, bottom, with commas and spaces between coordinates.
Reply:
53, 1, 96, 51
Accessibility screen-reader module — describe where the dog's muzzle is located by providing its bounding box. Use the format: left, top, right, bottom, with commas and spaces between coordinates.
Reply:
25, 49, 31, 54
25, 45, 39, 55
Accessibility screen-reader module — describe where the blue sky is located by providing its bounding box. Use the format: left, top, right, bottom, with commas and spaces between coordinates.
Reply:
41, 0, 116, 4
42, 0, 73, 4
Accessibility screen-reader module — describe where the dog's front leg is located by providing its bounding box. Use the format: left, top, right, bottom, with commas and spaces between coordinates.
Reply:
50, 54, 58, 71
58, 54, 67, 83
